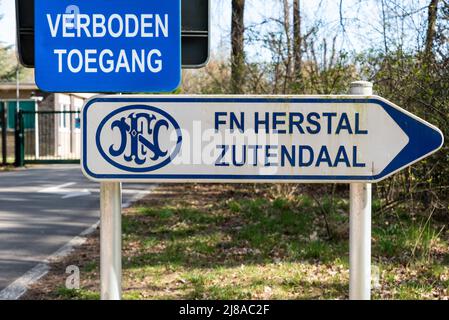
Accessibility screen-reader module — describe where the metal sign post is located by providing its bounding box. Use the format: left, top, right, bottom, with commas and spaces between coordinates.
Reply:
100, 182, 122, 300
349, 81, 373, 300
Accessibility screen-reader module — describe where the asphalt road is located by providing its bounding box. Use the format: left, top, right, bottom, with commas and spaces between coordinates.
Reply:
0, 164, 151, 291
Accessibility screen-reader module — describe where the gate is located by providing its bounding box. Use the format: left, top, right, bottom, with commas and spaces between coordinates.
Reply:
0, 100, 26, 167
19, 110, 81, 164
0, 101, 7, 166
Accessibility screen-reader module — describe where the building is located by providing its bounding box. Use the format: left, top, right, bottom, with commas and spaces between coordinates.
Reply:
0, 82, 94, 164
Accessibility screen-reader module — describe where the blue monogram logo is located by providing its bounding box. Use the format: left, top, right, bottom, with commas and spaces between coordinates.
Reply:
96, 105, 182, 172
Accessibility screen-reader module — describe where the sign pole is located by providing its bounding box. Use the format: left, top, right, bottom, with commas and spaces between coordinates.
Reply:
349, 81, 373, 300
100, 182, 122, 300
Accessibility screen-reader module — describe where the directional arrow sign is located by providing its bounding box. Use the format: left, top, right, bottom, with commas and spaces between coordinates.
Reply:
34, 0, 181, 92
81, 96, 444, 183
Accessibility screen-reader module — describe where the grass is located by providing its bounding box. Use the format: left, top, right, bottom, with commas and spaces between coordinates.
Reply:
22, 184, 449, 300
372, 211, 446, 264
56, 287, 100, 300
83, 261, 97, 273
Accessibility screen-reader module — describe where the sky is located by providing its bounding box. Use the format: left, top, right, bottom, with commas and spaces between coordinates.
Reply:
219, 0, 429, 61
0, 0, 16, 46
0, 0, 431, 61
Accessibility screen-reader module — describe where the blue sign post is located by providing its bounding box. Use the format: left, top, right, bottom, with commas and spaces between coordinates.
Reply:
35, 0, 181, 92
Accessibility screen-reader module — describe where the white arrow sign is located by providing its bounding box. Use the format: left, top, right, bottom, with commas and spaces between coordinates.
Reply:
81, 95, 443, 183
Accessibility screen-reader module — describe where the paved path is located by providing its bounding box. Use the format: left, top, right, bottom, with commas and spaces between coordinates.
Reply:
0, 164, 151, 292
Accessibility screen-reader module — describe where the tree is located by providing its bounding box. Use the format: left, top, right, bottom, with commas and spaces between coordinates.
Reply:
0, 47, 16, 81
293, 0, 302, 84
0, 0, 33, 83
424, 0, 439, 62
0, 1, 14, 81
231, 0, 245, 94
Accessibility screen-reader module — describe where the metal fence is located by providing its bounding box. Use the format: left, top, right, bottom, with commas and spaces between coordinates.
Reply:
19, 110, 81, 164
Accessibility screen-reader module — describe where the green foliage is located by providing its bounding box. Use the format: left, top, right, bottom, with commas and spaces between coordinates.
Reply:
56, 287, 99, 300
358, 49, 449, 215
373, 212, 445, 263
0, 46, 16, 81
0, 46, 34, 82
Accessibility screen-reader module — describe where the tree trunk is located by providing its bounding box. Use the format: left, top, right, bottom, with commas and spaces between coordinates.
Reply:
293, 0, 302, 84
282, 0, 292, 94
231, 0, 245, 94
424, 0, 439, 62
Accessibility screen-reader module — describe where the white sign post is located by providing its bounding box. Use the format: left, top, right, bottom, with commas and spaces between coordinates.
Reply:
100, 182, 122, 300
84, 85, 444, 300
349, 81, 373, 300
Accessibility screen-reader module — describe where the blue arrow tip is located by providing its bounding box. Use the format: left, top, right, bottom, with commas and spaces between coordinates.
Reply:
376, 99, 444, 180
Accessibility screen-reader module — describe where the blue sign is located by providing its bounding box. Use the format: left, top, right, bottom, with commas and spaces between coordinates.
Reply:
35, 0, 181, 93
82, 96, 444, 183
